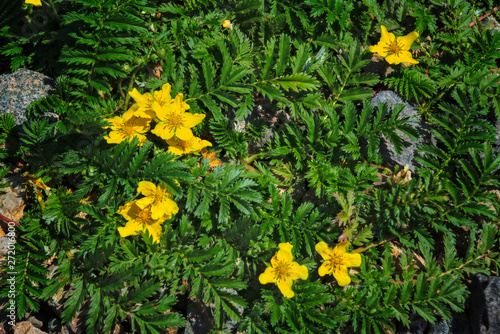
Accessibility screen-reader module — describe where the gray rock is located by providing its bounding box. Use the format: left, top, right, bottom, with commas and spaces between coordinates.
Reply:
469, 274, 500, 334
47, 318, 61, 333
0, 68, 55, 125
225, 100, 291, 155
429, 319, 450, 334
0, 235, 15, 257
371, 91, 435, 171
185, 299, 213, 334
397, 313, 428, 334
220, 288, 244, 332
481, 16, 500, 34
493, 119, 500, 157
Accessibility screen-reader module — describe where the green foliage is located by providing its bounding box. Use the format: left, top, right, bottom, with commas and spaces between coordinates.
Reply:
385, 68, 438, 104
1, 0, 500, 333
0, 217, 50, 317
59, 0, 149, 100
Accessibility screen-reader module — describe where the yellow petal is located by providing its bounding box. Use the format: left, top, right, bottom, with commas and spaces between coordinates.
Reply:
369, 43, 389, 57
103, 116, 122, 129
152, 198, 178, 219
396, 51, 419, 64
129, 89, 151, 107
104, 131, 127, 144
134, 133, 148, 146
118, 219, 143, 238
151, 123, 175, 140
137, 181, 156, 196
152, 101, 169, 120
122, 108, 137, 121
130, 117, 151, 133
332, 241, 350, 255
369, 25, 395, 57
384, 53, 400, 65
168, 146, 186, 156
26, 0, 42, 6
333, 266, 352, 286
259, 267, 277, 285
315, 241, 332, 260
182, 113, 206, 128
119, 202, 145, 220
173, 93, 190, 111
379, 25, 396, 47
288, 262, 309, 280
342, 252, 362, 267
276, 278, 295, 298
175, 126, 194, 141
134, 198, 154, 211
144, 222, 163, 243
153, 83, 172, 106
135, 108, 156, 119
276, 243, 294, 263
397, 31, 419, 51
191, 138, 212, 151
318, 262, 331, 277
117, 201, 136, 220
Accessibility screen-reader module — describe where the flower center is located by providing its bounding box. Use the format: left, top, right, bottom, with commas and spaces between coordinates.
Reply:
167, 112, 184, 128
121, 122, 136, 137
153, 187, 173, 204
155, 95, 170, 106
327, 254, 344, 272
273, 260, 291, 281
137, 206, 153, 224
386, 41, 402, 55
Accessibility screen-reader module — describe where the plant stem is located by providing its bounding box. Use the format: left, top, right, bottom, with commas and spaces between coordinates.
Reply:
46, 0, 58, 17
124, 66, 141, 110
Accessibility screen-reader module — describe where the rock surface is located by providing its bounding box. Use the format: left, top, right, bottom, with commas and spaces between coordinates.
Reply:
469, 274, 500, 334
0, 68, 55, 124
13, 321, 47, 334
184, 299, 213, 334
371, 90, 435, 171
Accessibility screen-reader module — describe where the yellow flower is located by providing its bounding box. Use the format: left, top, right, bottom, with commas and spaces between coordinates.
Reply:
103, 108, 151, 146
259, 243, 308, 298
128, 83, 179, 119
117, 201, 170, 243
167, 137, 212, 156
222, 20, 233, 30
369, 25, 419, 65
134, 181, 179, 220
26, 0, 42, 6
315, 241, 361, 286
151, 94, 205, 141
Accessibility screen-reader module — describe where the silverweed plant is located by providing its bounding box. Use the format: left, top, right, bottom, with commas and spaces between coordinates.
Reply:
0, 0, 499, 333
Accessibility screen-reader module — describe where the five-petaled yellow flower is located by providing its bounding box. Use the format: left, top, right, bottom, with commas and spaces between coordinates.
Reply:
369, 25, 419, 65
315, 241, 362, 286
259, 243, 308, 298
26, 0, 42, 6
151, 94, 205, 141
135, 181, 179, 220
117, 202, 170, 243
167, 137, 212, 156
103, 108, 151, 146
